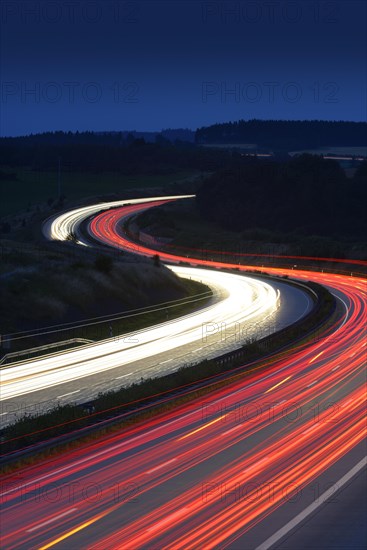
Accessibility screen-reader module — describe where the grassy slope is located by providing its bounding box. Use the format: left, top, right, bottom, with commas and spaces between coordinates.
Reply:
0, 168, 197, 217
0, 241, 211, 353
134, 199, 367, 264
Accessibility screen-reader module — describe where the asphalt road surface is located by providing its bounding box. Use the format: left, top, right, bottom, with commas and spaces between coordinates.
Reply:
1, 196, 365, 549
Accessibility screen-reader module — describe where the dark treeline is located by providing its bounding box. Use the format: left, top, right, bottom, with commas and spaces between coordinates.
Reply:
0, 129, 195, 146
196, 155, 367, 240
0, 133, 226, 174
196, 120, 367, 150
0, 131, 124, 147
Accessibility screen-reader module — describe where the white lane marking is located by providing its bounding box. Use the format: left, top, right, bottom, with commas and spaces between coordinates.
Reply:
257, 456, 269, 465
145, 458, 177, 475
160, 359, 173, 364
255, 457, 367, 550
146, 507, 188, 532
115, 372, 133, 380
57, 390, 80, 399
274, 399, 287, 407
0, 412, 8, 416
307, 380, 318, 388
27, 508, 78, 532
302, 425, 315, 435
242, 456, 269, 471
221, 425, 240, 436
332, 365, 340, 371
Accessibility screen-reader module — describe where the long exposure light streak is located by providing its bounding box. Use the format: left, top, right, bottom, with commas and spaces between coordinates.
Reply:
1, 196, 366, 550
1, 266, 278, 402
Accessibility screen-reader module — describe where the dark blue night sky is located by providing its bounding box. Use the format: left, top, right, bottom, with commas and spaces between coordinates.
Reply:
0, 0, 366, 136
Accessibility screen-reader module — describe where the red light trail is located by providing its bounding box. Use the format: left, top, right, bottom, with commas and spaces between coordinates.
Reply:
1, 198, 366, 549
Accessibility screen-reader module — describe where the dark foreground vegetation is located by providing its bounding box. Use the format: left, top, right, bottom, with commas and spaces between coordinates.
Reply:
0, 278, 335, 462
132, 156, 366, 262
196, 156, 367, 242
0, 131, 226, 218
0, 131, 227, 175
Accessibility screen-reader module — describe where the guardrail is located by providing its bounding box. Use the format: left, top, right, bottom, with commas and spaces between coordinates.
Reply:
0, 278, 338, 467
0, 338, 94, 366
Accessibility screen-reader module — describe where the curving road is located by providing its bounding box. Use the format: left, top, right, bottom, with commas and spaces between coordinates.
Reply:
1, 266, 287, 426
2, 196, 314, 426
1, 196, 366, 549
43, 195, 194, 245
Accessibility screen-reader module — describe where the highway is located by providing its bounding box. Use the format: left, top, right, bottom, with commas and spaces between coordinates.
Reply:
1, 196, 366, 549
4, 199, 313, 425
43, 195, 194, 245
1, 266, 289, 427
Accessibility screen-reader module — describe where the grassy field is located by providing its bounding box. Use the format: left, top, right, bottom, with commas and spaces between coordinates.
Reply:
200, 143, 257, 149
0, 240, 212, 354
289, 146, 367, 157
0, 168, 197, 217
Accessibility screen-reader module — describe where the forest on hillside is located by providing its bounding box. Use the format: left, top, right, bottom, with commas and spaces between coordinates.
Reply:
196, 155, 367, 241
0, 132, 226, 174
196, 120, 367, 150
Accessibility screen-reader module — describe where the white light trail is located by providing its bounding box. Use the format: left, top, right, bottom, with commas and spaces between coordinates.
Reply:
1, 267, 278, 401
43, 195, 195, 243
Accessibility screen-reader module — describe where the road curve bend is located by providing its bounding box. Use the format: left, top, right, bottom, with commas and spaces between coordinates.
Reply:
1, 196, 365, 550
